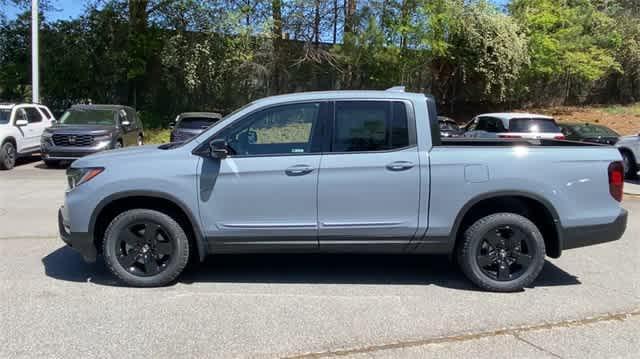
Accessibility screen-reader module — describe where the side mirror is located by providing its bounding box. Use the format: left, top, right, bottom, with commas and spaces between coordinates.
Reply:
209, 139, 229, 159
15, 119, 28, 127
121, 120, 131, 127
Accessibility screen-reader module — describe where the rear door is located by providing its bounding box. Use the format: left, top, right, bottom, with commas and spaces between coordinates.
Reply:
317, 100, 420, 248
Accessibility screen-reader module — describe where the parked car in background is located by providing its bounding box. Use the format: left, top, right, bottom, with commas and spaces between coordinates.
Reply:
41, 104, 143, 167
559, 123, 619, 145
438, 116, 463, 138
616, 132, 640, 179
169, 112, 222, 143
58, 90, 627, 292
0, 103, 55, 170
464, 113, 565, 140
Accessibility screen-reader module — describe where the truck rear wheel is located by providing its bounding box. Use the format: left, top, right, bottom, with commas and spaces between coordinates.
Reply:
457, 213, 545, 292
103, 209, 190, 287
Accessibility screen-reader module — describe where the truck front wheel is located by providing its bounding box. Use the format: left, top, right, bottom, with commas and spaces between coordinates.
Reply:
457, 213, 546, 292
103, 209, 190, 287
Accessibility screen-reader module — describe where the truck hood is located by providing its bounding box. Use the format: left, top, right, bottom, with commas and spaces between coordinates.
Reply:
72, 144, 162, 167
45, 124, 116, 136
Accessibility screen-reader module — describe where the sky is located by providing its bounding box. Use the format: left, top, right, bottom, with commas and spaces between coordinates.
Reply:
3, 0, 511, 22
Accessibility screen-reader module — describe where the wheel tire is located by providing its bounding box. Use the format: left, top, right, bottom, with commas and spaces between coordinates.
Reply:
114, 140, 123, 149
457, 213, 546, 292
103, 209, 190, 287
0, 141, 16, 170
621, 151, 638, 179
137, 135, 144, 146
43, 159, 60, 168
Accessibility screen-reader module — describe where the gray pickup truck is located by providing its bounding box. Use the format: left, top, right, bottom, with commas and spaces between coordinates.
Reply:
59, 90, 628, 291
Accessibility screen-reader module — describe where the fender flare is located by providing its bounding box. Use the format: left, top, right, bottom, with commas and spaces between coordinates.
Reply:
449, 190, 564, 257
89, 190, 207, 261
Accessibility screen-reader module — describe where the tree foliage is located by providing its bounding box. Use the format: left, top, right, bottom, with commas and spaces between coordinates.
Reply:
0, 0, 639, 126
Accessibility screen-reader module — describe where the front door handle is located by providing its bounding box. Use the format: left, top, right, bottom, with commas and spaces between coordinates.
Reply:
386, 161, 414, 171
285, 165, 314, 176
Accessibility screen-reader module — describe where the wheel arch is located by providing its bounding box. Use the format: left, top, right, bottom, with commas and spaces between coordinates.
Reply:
2, 136, 17, 147
451, 191, 564, 258
90, 190, 207, 261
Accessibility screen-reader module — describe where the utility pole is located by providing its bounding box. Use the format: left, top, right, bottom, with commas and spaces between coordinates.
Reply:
31, 0, 40, 103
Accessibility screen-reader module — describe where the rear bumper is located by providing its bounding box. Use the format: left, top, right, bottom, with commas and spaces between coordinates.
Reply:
58, 207, 97, 262
561, 209, 628, 250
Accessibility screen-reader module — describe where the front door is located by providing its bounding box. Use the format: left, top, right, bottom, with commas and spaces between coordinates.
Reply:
199, 101, 328, 250
318, 100, 421, 248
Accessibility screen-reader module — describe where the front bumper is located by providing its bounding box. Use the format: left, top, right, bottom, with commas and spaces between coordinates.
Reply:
42, 141, 112, 160
58, 207, 97, 262
562, 209, 628, 250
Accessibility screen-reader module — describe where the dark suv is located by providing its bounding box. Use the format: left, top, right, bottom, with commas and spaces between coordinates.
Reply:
169, 112, 222, 143
41, 105, 144, 167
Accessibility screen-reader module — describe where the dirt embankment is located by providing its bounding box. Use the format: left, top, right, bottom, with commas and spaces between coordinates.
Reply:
530, 105, 640, 136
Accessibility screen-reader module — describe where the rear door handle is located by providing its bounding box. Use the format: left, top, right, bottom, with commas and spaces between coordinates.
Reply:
285, 165, 314, 176
386, 161, 415, 171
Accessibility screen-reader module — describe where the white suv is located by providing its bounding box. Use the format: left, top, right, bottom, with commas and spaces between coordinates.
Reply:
0, 103, 56, 170
617, 132, 640, 179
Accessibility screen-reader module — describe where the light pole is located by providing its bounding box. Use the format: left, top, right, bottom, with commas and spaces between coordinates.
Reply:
31, 0, 39, 103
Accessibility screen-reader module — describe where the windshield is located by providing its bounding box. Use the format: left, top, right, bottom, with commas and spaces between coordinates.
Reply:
572, 124, 619, 137
178, 117, 219, 130
0, 109, 10, 125
439, 121, 459, 131
59, 109, 115, 125
509, 118, 560, 133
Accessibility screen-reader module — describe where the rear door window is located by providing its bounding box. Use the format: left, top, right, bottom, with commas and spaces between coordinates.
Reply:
38, 106, 54, 120
509, 118, 560, 133
24, 107, 43, 123
332, 101, 410, 152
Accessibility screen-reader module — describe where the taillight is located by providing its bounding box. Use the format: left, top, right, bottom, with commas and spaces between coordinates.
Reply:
608, 161, 624, 202
554, 135, 565, 140
499, 135, 522, 139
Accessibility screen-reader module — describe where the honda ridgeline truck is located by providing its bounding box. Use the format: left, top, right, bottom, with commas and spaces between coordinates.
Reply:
58, 90, 628, 291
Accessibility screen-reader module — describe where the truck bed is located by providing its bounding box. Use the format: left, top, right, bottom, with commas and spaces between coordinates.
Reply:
440, 138, 602, 147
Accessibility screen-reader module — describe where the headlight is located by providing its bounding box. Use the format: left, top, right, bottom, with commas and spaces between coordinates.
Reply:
66, 167, 104, 190
42, 132, 52, 139
94, 134, 112, 142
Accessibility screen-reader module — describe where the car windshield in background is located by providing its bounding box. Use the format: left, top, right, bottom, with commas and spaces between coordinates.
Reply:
0, 109, 10, 124
59, 109, 115, 125
178, 117, 217, 130
509, 118, 560, 133
439, 121, 459, 131
573, 124, 619, 137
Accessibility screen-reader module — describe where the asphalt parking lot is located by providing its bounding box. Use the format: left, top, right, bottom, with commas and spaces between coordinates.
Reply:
1, 158, 639, 358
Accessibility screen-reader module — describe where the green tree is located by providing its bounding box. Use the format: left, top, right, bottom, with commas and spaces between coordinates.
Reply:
511, 0, 621, 104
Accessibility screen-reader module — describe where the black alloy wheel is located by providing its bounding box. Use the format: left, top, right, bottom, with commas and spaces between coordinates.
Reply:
116, 221, 176, 277
475, 225, 535, 281
103, 209, 190, 287
458, 213, 546, 292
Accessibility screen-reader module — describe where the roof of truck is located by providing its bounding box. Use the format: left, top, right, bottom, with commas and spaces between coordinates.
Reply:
251, 90, 427, 106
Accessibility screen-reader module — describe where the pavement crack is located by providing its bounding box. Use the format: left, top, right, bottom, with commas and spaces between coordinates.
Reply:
283, 309, 640, 358
511, 333, 564, 359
